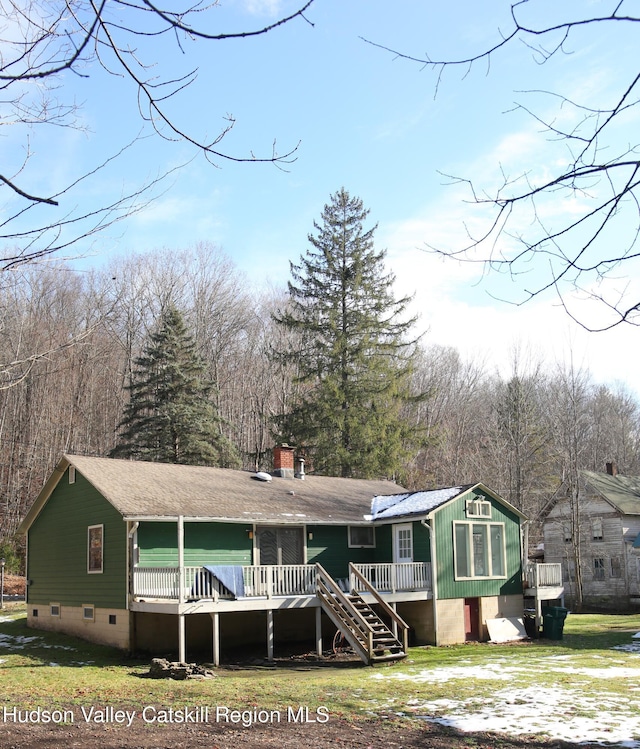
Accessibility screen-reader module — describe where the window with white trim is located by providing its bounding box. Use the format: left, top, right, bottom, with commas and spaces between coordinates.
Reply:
348, 526, 375, 548
50, 604, 60, 617
465, 498, 491, 518
87, 525, 103, 574
454, 521, 506, 579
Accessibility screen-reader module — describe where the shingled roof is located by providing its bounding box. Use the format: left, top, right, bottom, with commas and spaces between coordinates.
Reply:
19, 455, 406, 530
581, 470, 640, 516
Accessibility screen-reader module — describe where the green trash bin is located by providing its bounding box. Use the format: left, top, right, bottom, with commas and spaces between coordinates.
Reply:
542, 606, 568, 640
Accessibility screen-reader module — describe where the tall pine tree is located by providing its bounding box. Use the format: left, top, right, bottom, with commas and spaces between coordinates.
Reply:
274, 188, 421, 478
111, 306, 239, 466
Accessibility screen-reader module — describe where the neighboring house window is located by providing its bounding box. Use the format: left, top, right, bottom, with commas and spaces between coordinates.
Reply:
563, 524, 572, 543
50, 604, 60, 617
454, 522, 506, 579
610, 557, 622, 578
563, 560, 576, 582
348, 526, 375, 548
83, 605, 95, 621
88, 525, 104, 573
466, 499, 491, 519
592, 518, 604, 541
593, 558, 605, 580
68, 466, 76, 484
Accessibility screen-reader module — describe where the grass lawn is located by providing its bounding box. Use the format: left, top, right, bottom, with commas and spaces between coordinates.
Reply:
1, 604, 640, 723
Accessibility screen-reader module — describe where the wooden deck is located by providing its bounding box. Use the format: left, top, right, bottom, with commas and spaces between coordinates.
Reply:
131, 561, 433, 612
130, 561, 432, 665
523, 562, 565, 625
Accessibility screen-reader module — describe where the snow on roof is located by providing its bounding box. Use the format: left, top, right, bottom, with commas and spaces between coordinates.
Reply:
370, 486, 468, 520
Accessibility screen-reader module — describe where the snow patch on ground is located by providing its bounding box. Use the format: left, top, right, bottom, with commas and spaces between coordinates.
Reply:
0, 633, 40, 648
374, 654, 640, 747
0, 633, 76, 650
371, 662, 520, 683
410, 686, 640, 747
614, 643, 640, 653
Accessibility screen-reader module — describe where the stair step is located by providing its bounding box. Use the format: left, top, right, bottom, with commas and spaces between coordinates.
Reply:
371, 651, 407, 663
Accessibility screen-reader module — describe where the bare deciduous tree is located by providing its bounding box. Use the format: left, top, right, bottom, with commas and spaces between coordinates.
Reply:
365, 2, 640, 330
1, 0, 316, 268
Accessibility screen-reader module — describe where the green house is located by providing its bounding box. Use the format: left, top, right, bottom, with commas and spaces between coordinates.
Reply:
18, 449, 529, 663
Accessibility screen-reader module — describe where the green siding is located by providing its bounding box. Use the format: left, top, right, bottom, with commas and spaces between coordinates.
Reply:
27, 467, 127, 608
307, 525, 377, 578
434, 489, 523, 599
373, 524, 392, 562
137, 522, 252, 566
412, 521, 432, 563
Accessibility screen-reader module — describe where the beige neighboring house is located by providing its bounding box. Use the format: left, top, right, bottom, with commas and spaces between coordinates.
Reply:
542, 463, 640, 610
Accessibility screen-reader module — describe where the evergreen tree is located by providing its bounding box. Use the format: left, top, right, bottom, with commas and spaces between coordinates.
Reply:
274, 188, 421, 478
111, 306, 239, 466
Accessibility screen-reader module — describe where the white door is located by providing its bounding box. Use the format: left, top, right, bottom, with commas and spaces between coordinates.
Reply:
394, 524, 414, 589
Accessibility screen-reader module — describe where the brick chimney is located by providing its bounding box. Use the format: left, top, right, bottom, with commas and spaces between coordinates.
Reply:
606, 462, 618, 476
273, 444, 295, 479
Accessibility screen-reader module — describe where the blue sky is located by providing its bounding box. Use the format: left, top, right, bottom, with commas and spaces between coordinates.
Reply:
9, 0, 640, 395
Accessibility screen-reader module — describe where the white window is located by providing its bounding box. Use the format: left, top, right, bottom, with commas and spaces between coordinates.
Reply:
454, 522, 506, 580
394, 524, 413, 564
348, 526, 375, 548
68, 466, 76, 484
466, 498, 491, 519
88, 525, 103, 574
50, 604, 60, 617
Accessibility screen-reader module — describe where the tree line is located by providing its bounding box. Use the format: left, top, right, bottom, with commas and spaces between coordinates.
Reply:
1, 192, 639, 570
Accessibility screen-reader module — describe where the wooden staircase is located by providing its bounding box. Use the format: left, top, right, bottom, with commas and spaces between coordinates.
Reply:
316, 563, 409, 665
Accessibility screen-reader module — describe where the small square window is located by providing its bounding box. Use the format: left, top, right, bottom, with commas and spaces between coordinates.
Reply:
32, 609, 38, 618
50, 604, 60, 617
348, 526, 375, 548
466, 499, 491, 518
108, 614, 117, 625
83, 606, 95, 621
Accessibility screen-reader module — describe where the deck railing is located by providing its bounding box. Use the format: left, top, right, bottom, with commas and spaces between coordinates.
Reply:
524, 562, 563, 589
132, 561, 432, 602
243, 565, 317, 597
351, 562, 432, 593
133, 564, 317, 601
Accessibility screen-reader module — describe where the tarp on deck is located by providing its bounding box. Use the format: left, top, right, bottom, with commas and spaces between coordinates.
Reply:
203, 565, 245, 598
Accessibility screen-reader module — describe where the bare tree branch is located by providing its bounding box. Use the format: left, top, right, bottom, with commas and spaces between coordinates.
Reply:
1, 0, 317, 269
365, 2, 640, 330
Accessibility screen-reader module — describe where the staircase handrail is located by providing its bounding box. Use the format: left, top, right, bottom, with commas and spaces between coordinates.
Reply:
315, 563, 374, 658
349, 563, 410, 652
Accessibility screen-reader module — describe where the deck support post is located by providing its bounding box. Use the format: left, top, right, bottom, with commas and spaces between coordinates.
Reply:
315, 606, 323, 656
211, 612, 220, 667
266, 609, 274, 661
178, 613, 186, 663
